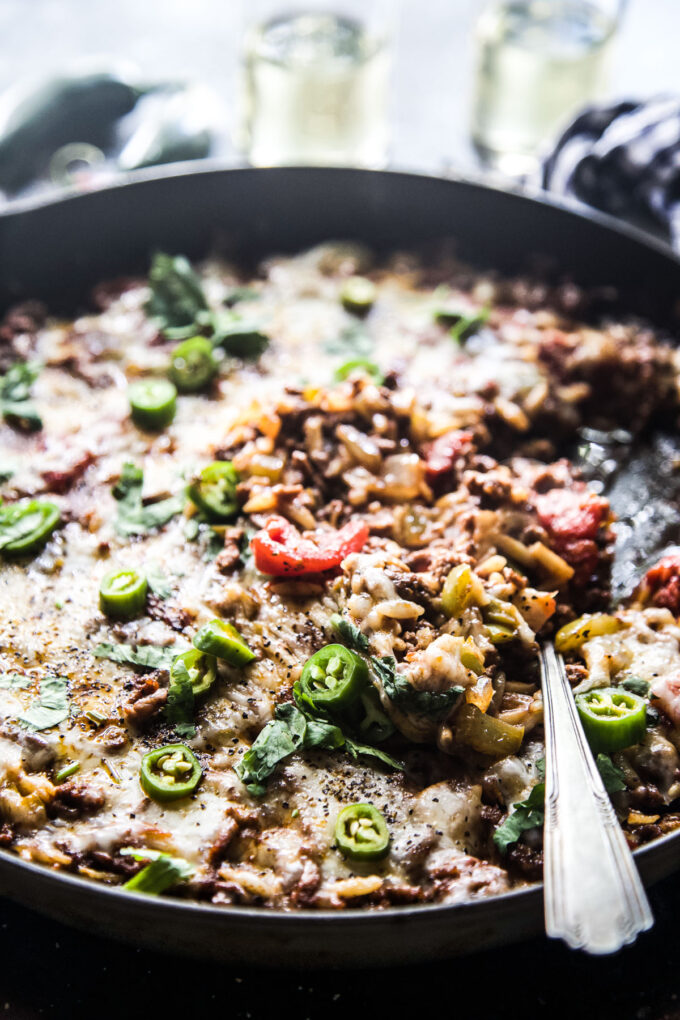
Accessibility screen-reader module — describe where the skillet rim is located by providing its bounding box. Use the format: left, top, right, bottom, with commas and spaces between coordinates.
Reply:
0, 158, 678, 268
1, 163, 679, 951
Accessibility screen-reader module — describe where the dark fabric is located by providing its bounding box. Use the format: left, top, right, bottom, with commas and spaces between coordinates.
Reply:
542, 96, 680, 247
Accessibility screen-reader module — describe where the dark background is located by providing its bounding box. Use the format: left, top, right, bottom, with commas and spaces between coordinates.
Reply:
1, 872, 679, 1020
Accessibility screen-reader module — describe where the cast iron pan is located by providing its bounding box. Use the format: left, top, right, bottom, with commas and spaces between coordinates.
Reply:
1, 166, 680, 967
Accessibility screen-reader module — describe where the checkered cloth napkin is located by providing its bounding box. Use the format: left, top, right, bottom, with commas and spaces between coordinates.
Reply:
542, 96, 680, 249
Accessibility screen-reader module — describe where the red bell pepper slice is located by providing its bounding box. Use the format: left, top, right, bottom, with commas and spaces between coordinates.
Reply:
251, 515, 369, 576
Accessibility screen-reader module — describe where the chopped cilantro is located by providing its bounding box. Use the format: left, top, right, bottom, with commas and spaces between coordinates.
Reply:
493, 783, 545, 854
19, 675, 69, 731
146, 562, 173, 599
620, 676, 651, 698
371, 655, 463, 718
165, 657, 196, 738
93, 642, 184, 670
329, 613, 369, 653
0, 362, 42, 431
112, 462, 185, 536
596, 753, 626, 794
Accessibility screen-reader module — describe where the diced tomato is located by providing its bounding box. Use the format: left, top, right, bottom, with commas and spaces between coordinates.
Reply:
534, 487, 609, 579
251, 515, 369, 577
641, 553, 680, 614
423, 430, 473, 481
535, 487, 608, 541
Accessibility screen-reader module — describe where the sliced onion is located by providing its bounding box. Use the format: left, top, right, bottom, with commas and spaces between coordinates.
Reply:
380, 453, 424, 501
336, 424, 381, 472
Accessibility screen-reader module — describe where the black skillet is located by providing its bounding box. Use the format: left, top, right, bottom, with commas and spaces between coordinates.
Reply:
1, 166, 679, 967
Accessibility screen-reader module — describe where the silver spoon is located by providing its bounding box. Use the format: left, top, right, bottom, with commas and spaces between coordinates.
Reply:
540, 643, 654, 954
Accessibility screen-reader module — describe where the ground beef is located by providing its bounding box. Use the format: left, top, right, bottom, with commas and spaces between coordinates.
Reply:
49, 780, 105, 820
506, 843, 544, 881
123, 673, 168, 727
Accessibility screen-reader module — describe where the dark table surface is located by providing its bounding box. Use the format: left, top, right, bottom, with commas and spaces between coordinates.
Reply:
2, 870, 680, 1020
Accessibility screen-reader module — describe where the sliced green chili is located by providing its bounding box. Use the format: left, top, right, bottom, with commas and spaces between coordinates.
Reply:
193, 619, 255, 666
340, 276, 376, 316
128, 378, 177, 430
575, 687, 647, 753
187, 461, 239, 520
0, 499, 60, 555
140, 743, 202, 802
333, 358, 383, 384
171, 648, 217, 698
334, 802, 390, 861
99, 567, 148, 618
169, 336, 217, 392
299, 644, 368, 710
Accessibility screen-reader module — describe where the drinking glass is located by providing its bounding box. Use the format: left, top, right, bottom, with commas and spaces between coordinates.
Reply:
470, 0, 626, 176
240, 0, 395, 167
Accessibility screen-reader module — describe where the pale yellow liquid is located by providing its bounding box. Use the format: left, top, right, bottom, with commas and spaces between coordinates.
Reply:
243, 12, 390, 167
472, 0, 617, 175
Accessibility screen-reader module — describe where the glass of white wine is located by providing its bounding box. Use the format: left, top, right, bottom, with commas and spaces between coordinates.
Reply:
471, 0, 626, 176
240, 0, 395, 168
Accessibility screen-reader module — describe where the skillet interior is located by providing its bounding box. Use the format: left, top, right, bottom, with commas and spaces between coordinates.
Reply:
1, 166, 680, 966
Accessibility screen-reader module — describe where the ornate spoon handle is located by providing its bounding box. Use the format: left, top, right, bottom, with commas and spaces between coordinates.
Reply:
540, 643, 653, 954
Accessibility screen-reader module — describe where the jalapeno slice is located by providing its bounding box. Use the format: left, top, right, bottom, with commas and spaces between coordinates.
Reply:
575, 687, 647, 753
299, 644, 368, 710
171, 648, 217, 697
169, 336, 217, 392
99, 567, 148, 618
187, 461, 239, 520
128, 378, 177, 430
335, 803, 390, 861
193, 618, 255, 666
140, 743, 202, 801
340, 276, 376, 316
0, 499, 60, 555
334, 358, 383, 384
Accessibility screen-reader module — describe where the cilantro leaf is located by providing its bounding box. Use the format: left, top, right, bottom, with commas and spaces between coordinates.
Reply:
596, 753, 626, 794
145, 253, 209, 332
493, 783, 545, 854
146, 562, 173, 599
323, 323, 373, 357
330, 613, 369, 652
165, 658, 196, 738
371, 656, 463, 718
0, 362, 42, 431
93, 642, 184, 670
112, 462, 185, 536
344, 737, 404, 771
144, 254, 269, 361
0, 672, 31, 689
235, 694, 401, 796
620, 676, 651, 698
19, 676, 69, 730
224, 285, 261, 307
235, 702, 345, 795
121, 847, 193, 895
212, 311, 269, 360
277, 702, 345, 751
449, 307, 490, 344
235, 718, 298, 795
